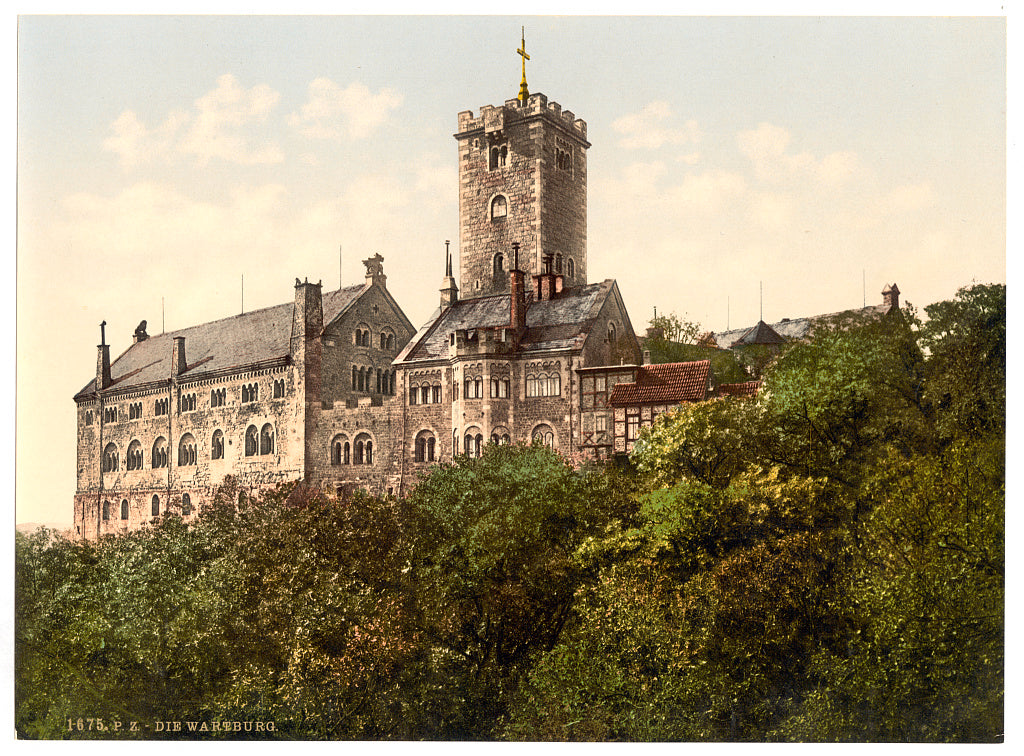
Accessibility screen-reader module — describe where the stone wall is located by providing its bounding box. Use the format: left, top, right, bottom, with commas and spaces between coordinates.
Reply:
456, 93, 589, 298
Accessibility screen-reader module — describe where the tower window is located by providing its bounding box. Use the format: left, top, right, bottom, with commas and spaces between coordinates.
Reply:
489, 143, 508, 170
491, 195, 507, 220
493, 253, 505, 276
567, 258, 575, 278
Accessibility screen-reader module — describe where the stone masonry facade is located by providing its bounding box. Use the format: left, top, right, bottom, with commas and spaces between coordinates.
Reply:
73, 73, 647, 540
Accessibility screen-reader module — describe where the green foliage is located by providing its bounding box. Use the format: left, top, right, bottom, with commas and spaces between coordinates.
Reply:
919, 283, 1005, 440
631, 398, 757, 488
16, 285, 1004, 741
756, 313, 929, 483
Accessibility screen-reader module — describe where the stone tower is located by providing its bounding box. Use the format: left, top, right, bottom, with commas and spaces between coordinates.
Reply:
454, 38, 591, 297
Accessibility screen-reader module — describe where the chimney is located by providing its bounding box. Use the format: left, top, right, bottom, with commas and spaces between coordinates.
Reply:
440, 240, 459, 308
96, 320, 111, 390
643, 349, 652, 365
171, 336, 187, 376
509, 242, 527, 332
882, 283, 900, 310
292, 277, 324, 342
533, 253, 557, 302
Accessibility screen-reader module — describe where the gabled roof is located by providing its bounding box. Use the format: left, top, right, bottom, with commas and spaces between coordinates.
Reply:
716, 380, 762, 398
395, 280, 618, 364
609, 360, 711, 407
733, 320, 786, 347
75, 284, 365, 400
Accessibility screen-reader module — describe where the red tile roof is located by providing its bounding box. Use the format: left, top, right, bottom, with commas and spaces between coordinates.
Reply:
609, 360, 711, 407
716, 380, 762, 397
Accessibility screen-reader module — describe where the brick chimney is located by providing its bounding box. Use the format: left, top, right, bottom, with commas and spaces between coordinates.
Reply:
509, 242, 527, 332
171, 336, 186, 376
882, 283, 900, 309
533, 253, 558, 302
96, 320, 111, 390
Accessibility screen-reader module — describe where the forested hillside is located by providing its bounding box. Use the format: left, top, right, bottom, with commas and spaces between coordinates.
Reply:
16, 284, 1004, 741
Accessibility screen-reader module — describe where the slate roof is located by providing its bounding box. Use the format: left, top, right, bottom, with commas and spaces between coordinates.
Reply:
714, 301, 897, 349
609, 360, 711, 407
716, 380, 762, 398
75, 284, 365, 399
396, 280, 617, 364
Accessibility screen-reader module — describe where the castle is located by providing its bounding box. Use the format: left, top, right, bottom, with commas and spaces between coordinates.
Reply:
72, 39, 647, 539
72, 39, 903, 540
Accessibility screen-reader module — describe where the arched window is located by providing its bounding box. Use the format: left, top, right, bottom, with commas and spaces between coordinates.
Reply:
567, 258, 575, 278
415, 430, 436, 463
362, 330, 370, 347
260, 424, 275, 455
331, 434, 348, 466
555, 253, 563, 274
120, 499, 129, 520
493, 253, 505, 277
380, 332, 387, 349
178, 433, 197, 466
126, 440, 143, 471
352, 365, 358, 390
245, 425, 258, 457
432, 384, 442, 403
376, 368, 382, 393
491, 195, 507, 220
211, 429, 225, 460
387, 334, 395, 350
607, 322, 618, 346
102, 443, 118, 473
491, 427, 511, 446
354, 433, 373, 465
151, 494, 160, 517
102, 500, 110, 520
343, 441, 350, 465
182, 493, 192, 516
152, 437, 168, 469
464, 428, 483, 458
532, 424, 556, 449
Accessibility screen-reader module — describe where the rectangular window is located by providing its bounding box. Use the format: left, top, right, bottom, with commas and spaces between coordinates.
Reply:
432, 385, 442, 403
596, 415, 607, 433
421, 386, 431, 404
626, 412, 640, 441
409, 386, 418, 405
490, 378, 509, 398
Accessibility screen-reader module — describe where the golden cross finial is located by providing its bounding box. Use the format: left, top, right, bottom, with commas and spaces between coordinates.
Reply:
517, 26, 530, 103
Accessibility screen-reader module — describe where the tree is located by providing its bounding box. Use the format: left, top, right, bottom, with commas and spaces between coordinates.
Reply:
404, 442, 611, 737
919, 283, 1005, 441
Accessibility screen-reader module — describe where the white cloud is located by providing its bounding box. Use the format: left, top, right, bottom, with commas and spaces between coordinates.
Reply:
737, 122, 862, 187
103, 75, 284, 168
287, 79, 403, 141
611, 101, 702, 150
178, 75, 283, 165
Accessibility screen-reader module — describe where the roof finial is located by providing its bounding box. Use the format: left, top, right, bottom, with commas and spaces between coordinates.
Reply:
517, 26, 530, 104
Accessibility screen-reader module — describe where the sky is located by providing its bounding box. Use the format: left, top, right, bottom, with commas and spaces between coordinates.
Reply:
14, 11, 1008, 526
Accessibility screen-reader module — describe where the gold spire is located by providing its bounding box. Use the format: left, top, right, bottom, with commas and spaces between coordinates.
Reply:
517, 26, 530, 103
